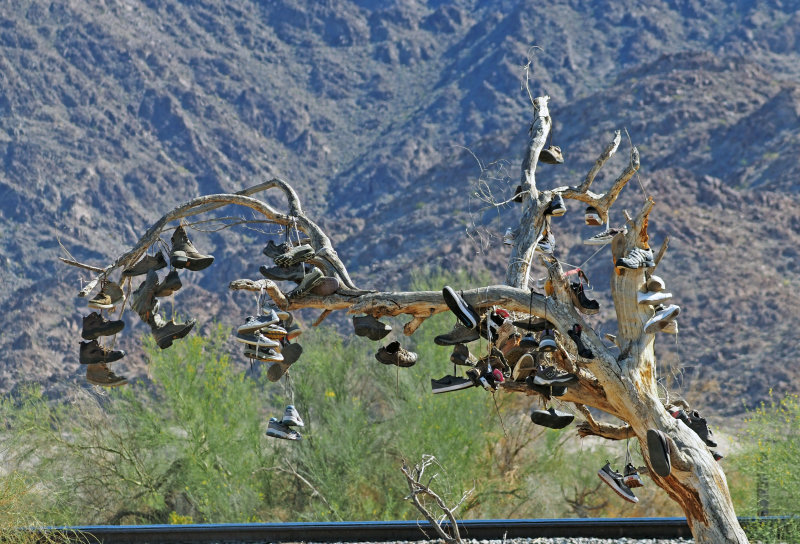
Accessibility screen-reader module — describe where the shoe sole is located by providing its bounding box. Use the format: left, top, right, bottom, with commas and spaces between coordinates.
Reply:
266, 428, 300, 440
87, 377, 128, 387
431, 379, 474, 393
598, 470, 639, 503
530, 412, 573, 429
88, 301, 115, 310
585, 215, 603, 226
644, 306, 681, 333
282, 417, 304, 427
238, 319, 280, 335
442, 287, 478, 329
82, 324, 125, 341
638, 292, 673, 305
548, 208, 566, 217
539, 341, 557, 352
235, 335, 280, 348
583, 237, 613, 245
533, 375, 575, 385
647, 429, 672, 477
246, 351, 284, 363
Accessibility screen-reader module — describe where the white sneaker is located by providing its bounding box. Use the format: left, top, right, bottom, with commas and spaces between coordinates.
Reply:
503, 228, 514, 245
235, 330, 280, 348
637, 291, 673, 305
282, 405, 305, 427
644, 304, 680, 333
267, 418, 302, 440
646, 275, 666, 292
660, 320, 678, 334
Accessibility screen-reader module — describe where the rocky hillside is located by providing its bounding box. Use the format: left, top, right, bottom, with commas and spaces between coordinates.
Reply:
0, 0, 798, 415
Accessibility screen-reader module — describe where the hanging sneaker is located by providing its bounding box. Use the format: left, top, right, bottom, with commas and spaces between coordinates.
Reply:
82, 312, 125, 340
503, 227, 514, 245
310, 276, 340, 296
450, 344, 477, 366
513, 318, 552, 332
534, 231, 556, 255
274, 244, 315, 267
259, 263, 306, 282
434, 323, 480, 345
170, 225, 214, 271
616, 247, 655, 270
238, 312, 281, 335
646, 275, 666, 292
539, 145, 564, 164
151, 316, 196, 349
442, 286, 480, 329
431, 375, 474, 394
623, 464, 644, 488
245, 345, 284, 363
598, 462, 639, 503
263, 303, 291, 322
121, 252, 167, 277
567, 324, 594, 359
375, 341, 417, 367
585, 206, 603, 226
545, 193, 566, 217
538, 329, 557, 352
85, 362, 128, 387
712, 451, 724, 462
661, 320, 678, 334
79, 339, 125, 365
637, 290, 673, 306
87, 288, 114, 310
644, 304, 681, 333
584, 227, 627, 246
234, 330, 280, 348
569, 282, 599, 314
283, 319, 302, 341
513, 184, 524, 203
353, 315, 392, 341
533, 364, 578, 385
519, 333, 539, 350
265, 342, 302, 381
263, 240, 291, 259
131, 269, 159, 321
687, 410, 717, 448
512, 352, 538, 381
287, 267, 324, 298
647, 429, 672, 477
530, 406, 574, 429
154, 270, 182, 297
266, 418, 301, 440
282, 405, 305, 427
525, 375, 567, 397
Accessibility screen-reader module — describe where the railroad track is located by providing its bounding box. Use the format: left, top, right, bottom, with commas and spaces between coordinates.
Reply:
43, 517, 778, 543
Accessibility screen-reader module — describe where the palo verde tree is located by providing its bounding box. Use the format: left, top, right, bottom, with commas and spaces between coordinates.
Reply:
66, 94, 748, 543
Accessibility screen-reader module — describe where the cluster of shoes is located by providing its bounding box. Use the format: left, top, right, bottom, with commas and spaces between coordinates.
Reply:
260, 239, 340, 298
349, 314, 419, 367
645, 407, 722, 479
236, 302, 304, 382
266, 405, 304, 441
79, 281, 128, 387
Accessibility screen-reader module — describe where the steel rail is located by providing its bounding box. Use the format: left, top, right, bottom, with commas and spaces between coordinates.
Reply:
39, 517, 784, 543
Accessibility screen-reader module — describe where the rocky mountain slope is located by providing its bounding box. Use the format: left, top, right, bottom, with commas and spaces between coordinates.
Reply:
0, 0, 798, 415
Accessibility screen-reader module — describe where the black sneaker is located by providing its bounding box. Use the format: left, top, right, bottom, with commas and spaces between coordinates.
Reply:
353, 315, 392, 341
450, 344, 476, 366
263, 240, 291, 260
79, 339, 125, 365
538, 329, 557, 352
81, 312, 125, 340
519, 334, 539, 349
569, 282, 599, 315
260, 263, 305, 282
616, 247, 655, 269
525, 375, 567, 397
598, 462, 639, 503
584, 227, 627, 246
647, 429, 672, 477
539, 145, 564, 164
513, 184, 524, 203
267, 417, 301, 440
442, 286, 479, 329
530, 406, 574, 429
585, 206, 603, 226
687, 410, 717, 448
545, 193, 566, 217
434, 323, 480, 345
151, 317, 196, 350
513, 318, 552, 332
431, 375, 473, 394
274, 244, 314, 267
567, 324, 594, 359
122, 252, 167, 277
623, 463, 644, 488
533, 364, 577, 385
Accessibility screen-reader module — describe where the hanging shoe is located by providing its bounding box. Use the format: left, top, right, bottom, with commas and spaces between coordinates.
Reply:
450, 344, 477, 366
154, 270, 182, 297
79, 339, 125, 365
519, 333, 539, 350
503, 227, 514, 245
274, 244, 315, 267
234, 329, 280, 348
287, 267, 324, 298
538, 329, 557, 352
375, 341, 417, 367
245, 345, 284, 363
265, 342, 302, 381
82, 312, 125, 340
435, 325, 479, 350
122, 252, 167, 277
545, 193, 566, 217
170, 225, 214, 271
151, 316, 196, 350
623, 463, 644, 488
442, 286, 480, 329
647, 429, 672, 477
598, 462, 639, 503
85, 362, 128, 387
534, 230, 556, 255
646, 275, 666, 292
238, 311, 280, 335
637, 290, 673, 306
260, 323, 288, 340
513, 318, 552, 332
131, 269, 159, 321
644, 304, 680, 333
260, 263, 306, 282
310, 276, 340, 296
525, 375, 567, 397
263, 240, 291, 260
530, 406, 574, 429
431, 375, 474, 394
87, 287, 114, 310
282, 405, 305, 427
616, 247, 655, 270
513, 185, 525, 203
266, 418, 301, 440
353, 315, 392, 341
569, 282, 599, 314
512, 352, 538, 381
567, 324, 594, 359
282, 319, 302, 341
660, 320, 678, 334
584, 226, 627, 246
539, 145, 564, 164
533, 364, 578, 386
687, 410, 717, 448
585, 206, 603, 226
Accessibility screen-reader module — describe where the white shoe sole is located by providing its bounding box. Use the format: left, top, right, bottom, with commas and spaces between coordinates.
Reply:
235, 334, 280, 348
282, 416, 305, 427
432, 380, 473, 394
443, 286, 478, 329
267, 427, 301, 440
644, 305, 681, 333
637, 291, 673, 305
598, 470, 639, 503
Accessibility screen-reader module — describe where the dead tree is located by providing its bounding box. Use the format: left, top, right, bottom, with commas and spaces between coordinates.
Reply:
67, 95, 748, 543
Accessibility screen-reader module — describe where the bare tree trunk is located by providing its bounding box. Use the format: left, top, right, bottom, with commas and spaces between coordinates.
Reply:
65, 95, 748, 543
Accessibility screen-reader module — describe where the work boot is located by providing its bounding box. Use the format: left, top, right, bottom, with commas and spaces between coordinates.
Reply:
82, 312, 125, 340
154, 270, 182, 297
79, 339, 125, 365
353, 315, 392, 341
274, 244, 315, 267
150, 315, 196, 349
259, 263, 305, 282
122, 252, 167, 277
85, 362, 128, 387
287, 267, 324, 298
170, 225, 214, 271
92, 281, 124, 308
131, 269, 159, 321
